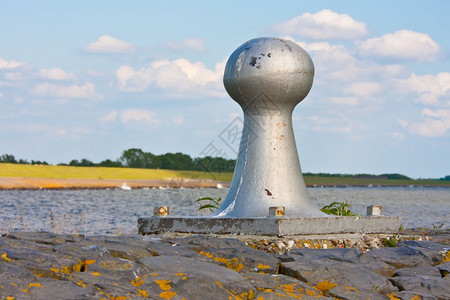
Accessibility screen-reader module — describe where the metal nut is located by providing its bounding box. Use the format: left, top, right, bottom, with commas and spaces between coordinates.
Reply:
154, 206, 169, 217
269, 206, 285, 217
367, 205, 382, 216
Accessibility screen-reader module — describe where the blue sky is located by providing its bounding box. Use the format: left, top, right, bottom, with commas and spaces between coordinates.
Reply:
1, 1, 449, 178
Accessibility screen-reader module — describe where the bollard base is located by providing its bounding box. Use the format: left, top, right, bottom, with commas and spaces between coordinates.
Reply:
138, 216, 399, 236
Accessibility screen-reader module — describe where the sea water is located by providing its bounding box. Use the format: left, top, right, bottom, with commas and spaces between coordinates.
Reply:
0, 187, 448, 235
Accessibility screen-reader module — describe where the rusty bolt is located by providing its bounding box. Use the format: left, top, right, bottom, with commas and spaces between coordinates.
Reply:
269, 206, 285, 217
154, 206, 169, 217
366, 205, 382, 216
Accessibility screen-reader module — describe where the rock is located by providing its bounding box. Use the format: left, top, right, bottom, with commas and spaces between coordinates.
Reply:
243, 272, 327, 298
390, 275, 450, 299
361, 245, 439, 269
390, 290, 437, 300
139, 255, 256, 299
277, 241, 287, 251
1, 232, 449, 300
437, 261, 450, 277
328, 285, 388, 300
394, 266, 442, 278
279, 249, 396, 294
24, 278, 89, 300
286, 240, 295, 249
175, 235, 280, 274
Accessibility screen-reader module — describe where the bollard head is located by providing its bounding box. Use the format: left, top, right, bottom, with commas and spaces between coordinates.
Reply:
223, 37, 314, 109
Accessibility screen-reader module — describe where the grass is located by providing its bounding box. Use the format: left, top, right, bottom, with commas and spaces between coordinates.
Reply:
303, 175, 450, 187
0, 163, 233, 181
1, 163, 449, 187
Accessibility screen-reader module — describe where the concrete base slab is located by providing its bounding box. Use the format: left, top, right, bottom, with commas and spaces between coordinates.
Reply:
138, 216, 399, 236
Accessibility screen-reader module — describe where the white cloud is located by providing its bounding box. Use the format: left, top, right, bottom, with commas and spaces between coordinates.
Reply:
165, 37, 206, 53
4, 72, 28, 81
401, 108, 450, 137
343, 82, 382, 97
327, 97, 359, 106
0, 58, 25, 69
5, 123, 48, 133
307, 115, 364, 134
84, 35, 135, 54
0, 92, 3, 98
33, 82, 100, 99
100, 110, 118, 124
405, 72, 450, 106
39, 68, 77, 81
116, 58, 226, 97
292, 40, 354, 66
172, 115, 184, 125
274, 9, 367, 39
86, 69, 103, 77
389, 132, 405, 141
14, 97, 25, 104
55, 126, 90, 138
120, 109, 159, 124
357, 30, 441, 62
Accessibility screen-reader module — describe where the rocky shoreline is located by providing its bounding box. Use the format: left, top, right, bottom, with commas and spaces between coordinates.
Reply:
1, 229, 449, 299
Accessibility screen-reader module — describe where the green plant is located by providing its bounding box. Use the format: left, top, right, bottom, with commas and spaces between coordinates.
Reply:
320, 201, 357, 216
195, 197, 222, 212
381, 236, 399, 247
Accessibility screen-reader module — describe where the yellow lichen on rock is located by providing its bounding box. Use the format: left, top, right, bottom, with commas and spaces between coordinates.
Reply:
155, 280, 172, 291
159, 291, 177, 299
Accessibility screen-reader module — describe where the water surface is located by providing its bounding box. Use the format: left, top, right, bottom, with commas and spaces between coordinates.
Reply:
1, 187, 448, 235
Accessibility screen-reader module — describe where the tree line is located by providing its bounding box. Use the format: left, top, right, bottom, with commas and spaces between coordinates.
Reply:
1, 150, 449, 180
0, 149, 236, 173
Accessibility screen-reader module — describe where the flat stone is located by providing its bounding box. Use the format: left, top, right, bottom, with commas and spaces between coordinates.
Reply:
139, 255, 256, 299
391, 290, 437, 300
437, 261, 450, 277
361, 246, 439, 269
244, 272, 331, 299
174, 235, 279, 274
278, 248, 396, 294
394, 266, 442, 278
138, 216, 399, 236
328, 285, 387, 300
390, 275, 450, 299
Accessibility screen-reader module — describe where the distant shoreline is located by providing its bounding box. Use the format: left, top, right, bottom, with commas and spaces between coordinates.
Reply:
1, 176, 449, 190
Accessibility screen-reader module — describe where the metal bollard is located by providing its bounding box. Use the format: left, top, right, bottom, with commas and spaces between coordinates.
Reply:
212, 37, 325, 218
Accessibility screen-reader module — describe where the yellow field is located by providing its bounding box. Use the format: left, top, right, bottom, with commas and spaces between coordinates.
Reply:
0, 163, 233, 181
1, 163, 448, 188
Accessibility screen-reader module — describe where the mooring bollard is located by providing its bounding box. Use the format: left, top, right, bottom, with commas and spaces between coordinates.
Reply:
212, 37, 325, 218
137, 37, 400, 236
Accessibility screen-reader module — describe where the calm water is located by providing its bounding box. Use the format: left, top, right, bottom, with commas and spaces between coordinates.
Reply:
1, 187, 449, 235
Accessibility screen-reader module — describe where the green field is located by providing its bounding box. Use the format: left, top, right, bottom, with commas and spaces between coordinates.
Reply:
302, 175, 450, 187
0, 163, 449, 187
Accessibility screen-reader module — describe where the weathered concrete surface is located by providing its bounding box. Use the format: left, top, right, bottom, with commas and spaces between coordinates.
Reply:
0, 231, 448, 299
138, 216, 399, 236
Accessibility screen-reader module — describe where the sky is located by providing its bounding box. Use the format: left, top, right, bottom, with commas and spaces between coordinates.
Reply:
1, 1, 449, 179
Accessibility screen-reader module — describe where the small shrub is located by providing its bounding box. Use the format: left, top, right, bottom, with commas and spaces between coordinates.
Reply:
195, 197, 222, 212
381, 236, 399, 247
320, 201, 357, 216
